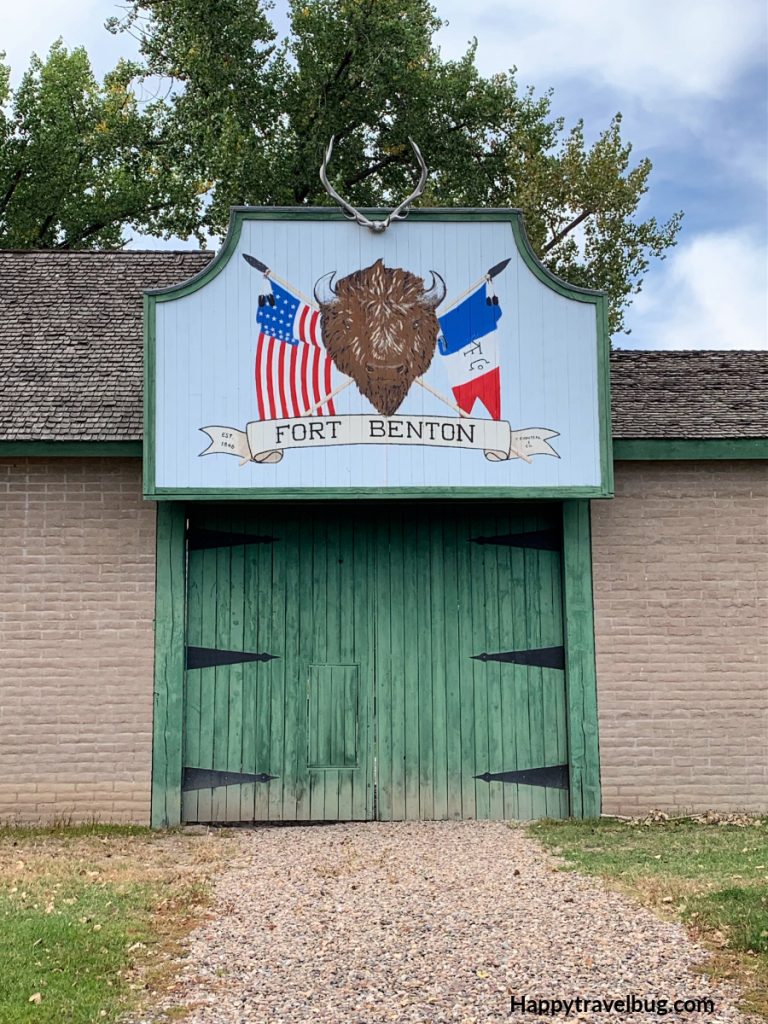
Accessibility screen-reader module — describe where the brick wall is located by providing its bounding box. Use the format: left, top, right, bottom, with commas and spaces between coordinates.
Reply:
592, 461, 768, 815
2, 456, 765, 824
0, 458, 156, 823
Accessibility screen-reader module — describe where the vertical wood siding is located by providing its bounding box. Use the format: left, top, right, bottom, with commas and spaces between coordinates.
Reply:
178, 503, 570, 822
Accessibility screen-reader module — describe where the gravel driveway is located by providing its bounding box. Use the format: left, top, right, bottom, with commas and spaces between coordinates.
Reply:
139, 822, 753, 1023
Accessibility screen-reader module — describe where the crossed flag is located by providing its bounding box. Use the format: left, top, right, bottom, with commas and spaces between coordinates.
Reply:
245, 254, 510, 422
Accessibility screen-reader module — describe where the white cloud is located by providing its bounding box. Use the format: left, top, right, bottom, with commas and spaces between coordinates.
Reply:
628, 230, 768, 349
436, 0, 767, 100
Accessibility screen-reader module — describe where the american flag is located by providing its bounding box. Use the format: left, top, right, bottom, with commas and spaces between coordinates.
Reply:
255, 281, 336, 419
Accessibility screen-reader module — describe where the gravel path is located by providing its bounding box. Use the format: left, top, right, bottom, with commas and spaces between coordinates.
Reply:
138, 822, 754, 1023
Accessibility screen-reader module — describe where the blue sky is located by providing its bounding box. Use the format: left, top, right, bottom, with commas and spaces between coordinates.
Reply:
3, 0, 766, 348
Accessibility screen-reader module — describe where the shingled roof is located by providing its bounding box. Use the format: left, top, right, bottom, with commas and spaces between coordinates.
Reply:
1, 250, 766, 441
0, 250, 212, 442
610, 349, 768, 438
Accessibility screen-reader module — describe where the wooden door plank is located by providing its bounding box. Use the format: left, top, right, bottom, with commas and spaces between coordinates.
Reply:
466, 511, 491, 820
374, 514, 394, 821
562, 500, 601, 818
253, 510, 276, 821
194, 531, 219, 823
505, 520, 529, 820
401, 511, 422, 820
455, 510, 477, 821
362, 515, 376, 821
151, 502, 186, 828
239, 520, 258, 823
539, 543, 566, 819
182, 541, 203, 824
336, 522, 355, 821
388, 513, 407, 821
210, 522, 233, 823
523, 542, 548, 821
414, 513, 435, 820
428, 514, 449, 820
308, 515, 328, 821
350, 522, 371, 820
322, 517, 342, 820
482, 511, 506, 821
442, 511, 463, 819
226, 511, 246, 823
281, 514, 304, 820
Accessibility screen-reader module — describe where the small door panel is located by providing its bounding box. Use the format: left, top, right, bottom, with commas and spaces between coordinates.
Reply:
308, 665, 359, 768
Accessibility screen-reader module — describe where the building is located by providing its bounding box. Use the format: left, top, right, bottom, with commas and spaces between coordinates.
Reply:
1, 236, 766, 826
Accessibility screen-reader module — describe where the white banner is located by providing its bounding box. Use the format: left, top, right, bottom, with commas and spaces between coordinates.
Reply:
200, 415, 559, 464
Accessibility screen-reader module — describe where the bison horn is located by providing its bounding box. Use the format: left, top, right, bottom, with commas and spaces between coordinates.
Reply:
422, 270, 446, 309
313, 271, 338, 307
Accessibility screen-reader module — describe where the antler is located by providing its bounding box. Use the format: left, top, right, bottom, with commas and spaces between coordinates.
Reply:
319, 136, 428, 234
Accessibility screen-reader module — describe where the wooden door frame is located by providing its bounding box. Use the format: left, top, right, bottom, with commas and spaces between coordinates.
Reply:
151, 501, 187, 827
561, 500, 602, 818
150, 499, 602, 827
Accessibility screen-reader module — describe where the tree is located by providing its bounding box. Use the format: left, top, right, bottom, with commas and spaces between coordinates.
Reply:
111, 0, 683, 333
1, 1, 682, 333
0, 42, 198, 248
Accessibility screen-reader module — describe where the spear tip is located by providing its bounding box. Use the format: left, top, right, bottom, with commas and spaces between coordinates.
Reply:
487, 258, 511, 279
243, 253, 269, 274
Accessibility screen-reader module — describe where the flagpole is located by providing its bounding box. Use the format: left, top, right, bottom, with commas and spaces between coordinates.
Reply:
264, 269, 319, 312
243, 254, 319, 310
415, 378, 532, 464
436, 275, 487, 316
300, 377, 354, 417
436, 258, 510, 316
415, 377, 470, 417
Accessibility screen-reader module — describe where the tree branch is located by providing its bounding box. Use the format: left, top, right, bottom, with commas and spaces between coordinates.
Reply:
342, 150, 405, 190
55, 200, 167, 248
541, 208, 591, 254
0, 167, 24, 218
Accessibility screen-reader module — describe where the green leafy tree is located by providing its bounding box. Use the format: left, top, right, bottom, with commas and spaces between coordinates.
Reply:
1, 1, 682, 332
109, 0, 681, 333
0, 42, 197, 248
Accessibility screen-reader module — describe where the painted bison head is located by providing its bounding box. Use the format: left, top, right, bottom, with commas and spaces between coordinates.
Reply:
314, 258, 446, 416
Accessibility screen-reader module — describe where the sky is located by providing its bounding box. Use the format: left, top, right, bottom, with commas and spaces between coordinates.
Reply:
2, 0, 766, 348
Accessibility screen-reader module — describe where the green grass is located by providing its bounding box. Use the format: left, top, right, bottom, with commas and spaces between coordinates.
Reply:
530, 817, 768, 1017
0, 825, 223, 1024
0, 881, 155, 1022
686, 887, 768, 955
0, 823, 153, 842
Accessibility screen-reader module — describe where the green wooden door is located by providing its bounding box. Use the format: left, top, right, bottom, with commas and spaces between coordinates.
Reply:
181, 503, 568, 822
182, 507, 374, 823
372, 506, 568, 821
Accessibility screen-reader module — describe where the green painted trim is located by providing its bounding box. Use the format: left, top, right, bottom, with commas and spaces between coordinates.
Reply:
598, 296, 615, 494
143, 293, 157, 497
561, 500, 601, 819
151, 502, 187, 829
146, 213, 245, 302
613, 438, 768, 460
146, 485, 608, 501
0, 441, 142, 457
144, 207, 613, 500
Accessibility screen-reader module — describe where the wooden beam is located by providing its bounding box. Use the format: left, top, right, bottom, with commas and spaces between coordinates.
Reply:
562, 500, 601, 819
151, 502, 187, 828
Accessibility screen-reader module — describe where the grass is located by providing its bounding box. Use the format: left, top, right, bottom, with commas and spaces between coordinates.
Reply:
0, 823, 234, 1023
530, 816, 768, 1019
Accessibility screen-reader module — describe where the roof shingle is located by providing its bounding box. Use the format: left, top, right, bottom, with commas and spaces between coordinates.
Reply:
1, 250, 766, 442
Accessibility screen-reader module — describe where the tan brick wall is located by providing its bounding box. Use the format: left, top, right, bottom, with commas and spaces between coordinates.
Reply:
0, 458, 156, 824
592, 460, 768, 815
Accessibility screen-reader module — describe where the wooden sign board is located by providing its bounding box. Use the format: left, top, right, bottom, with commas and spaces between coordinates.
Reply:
144, 209, 612, 499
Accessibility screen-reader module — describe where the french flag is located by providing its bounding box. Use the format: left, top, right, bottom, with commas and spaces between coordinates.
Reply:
437, 281, 503, 420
